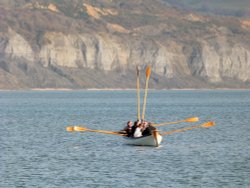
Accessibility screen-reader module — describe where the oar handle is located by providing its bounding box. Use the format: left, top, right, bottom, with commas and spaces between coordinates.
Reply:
153, 120, 182, 127
136, 66, 141, 120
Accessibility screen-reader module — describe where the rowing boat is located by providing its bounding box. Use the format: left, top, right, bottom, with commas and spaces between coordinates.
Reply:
123, 131, 162, 147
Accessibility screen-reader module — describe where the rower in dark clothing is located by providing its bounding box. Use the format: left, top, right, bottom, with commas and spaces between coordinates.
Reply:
122, 121, 133, 137
126, 120, 156, 137
142, 122, 156, 136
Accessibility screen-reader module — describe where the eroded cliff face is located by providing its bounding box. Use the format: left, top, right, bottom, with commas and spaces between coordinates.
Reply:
1, 0, 250, 89
187, 39, 250, 83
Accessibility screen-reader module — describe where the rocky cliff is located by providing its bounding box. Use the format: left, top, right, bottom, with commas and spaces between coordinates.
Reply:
1, 0, 250, 89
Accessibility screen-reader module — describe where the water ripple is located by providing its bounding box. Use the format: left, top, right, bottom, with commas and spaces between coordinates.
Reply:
1, 90, 250, 187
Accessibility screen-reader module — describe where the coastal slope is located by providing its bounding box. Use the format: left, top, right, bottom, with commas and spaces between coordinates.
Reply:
1, 0, 250, 89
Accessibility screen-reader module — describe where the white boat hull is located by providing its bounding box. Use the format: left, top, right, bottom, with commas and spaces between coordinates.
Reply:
123, 132, 162, 147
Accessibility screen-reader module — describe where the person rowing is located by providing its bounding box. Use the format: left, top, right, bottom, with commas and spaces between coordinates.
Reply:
131, 119, 141, 136
142, 122, 156, 136
133, 123, 143, 137
122, 119, 157, 137
120, 121, 133, 137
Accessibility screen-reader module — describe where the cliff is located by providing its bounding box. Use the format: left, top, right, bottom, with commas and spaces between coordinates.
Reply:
0, 0, 250, 89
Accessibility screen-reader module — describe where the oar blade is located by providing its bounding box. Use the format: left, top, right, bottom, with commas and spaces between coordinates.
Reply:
66, 126, 74, 132
142, 66, 151, 120
73, 126, 88, 132
201, 121, 215, 128
146, 66, 151, 78
185, 117, 199, 122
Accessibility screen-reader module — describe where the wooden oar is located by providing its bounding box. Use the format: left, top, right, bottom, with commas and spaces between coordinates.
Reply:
136, 66, 141, 120
161, 121, 215, 135
142, 66, 151, 120
152, 117, 199, 127
66, 126, 125, 136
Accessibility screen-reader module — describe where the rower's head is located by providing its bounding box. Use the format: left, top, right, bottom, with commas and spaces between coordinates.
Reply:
127, 121, 133, 127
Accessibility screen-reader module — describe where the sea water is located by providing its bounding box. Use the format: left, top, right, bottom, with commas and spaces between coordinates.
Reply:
0, 90, 250, 187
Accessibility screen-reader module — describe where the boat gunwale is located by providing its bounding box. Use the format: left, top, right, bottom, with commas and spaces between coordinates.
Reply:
123, 132, 162, 147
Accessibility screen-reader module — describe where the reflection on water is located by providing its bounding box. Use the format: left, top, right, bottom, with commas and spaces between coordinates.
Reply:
0, 90, 250, 187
